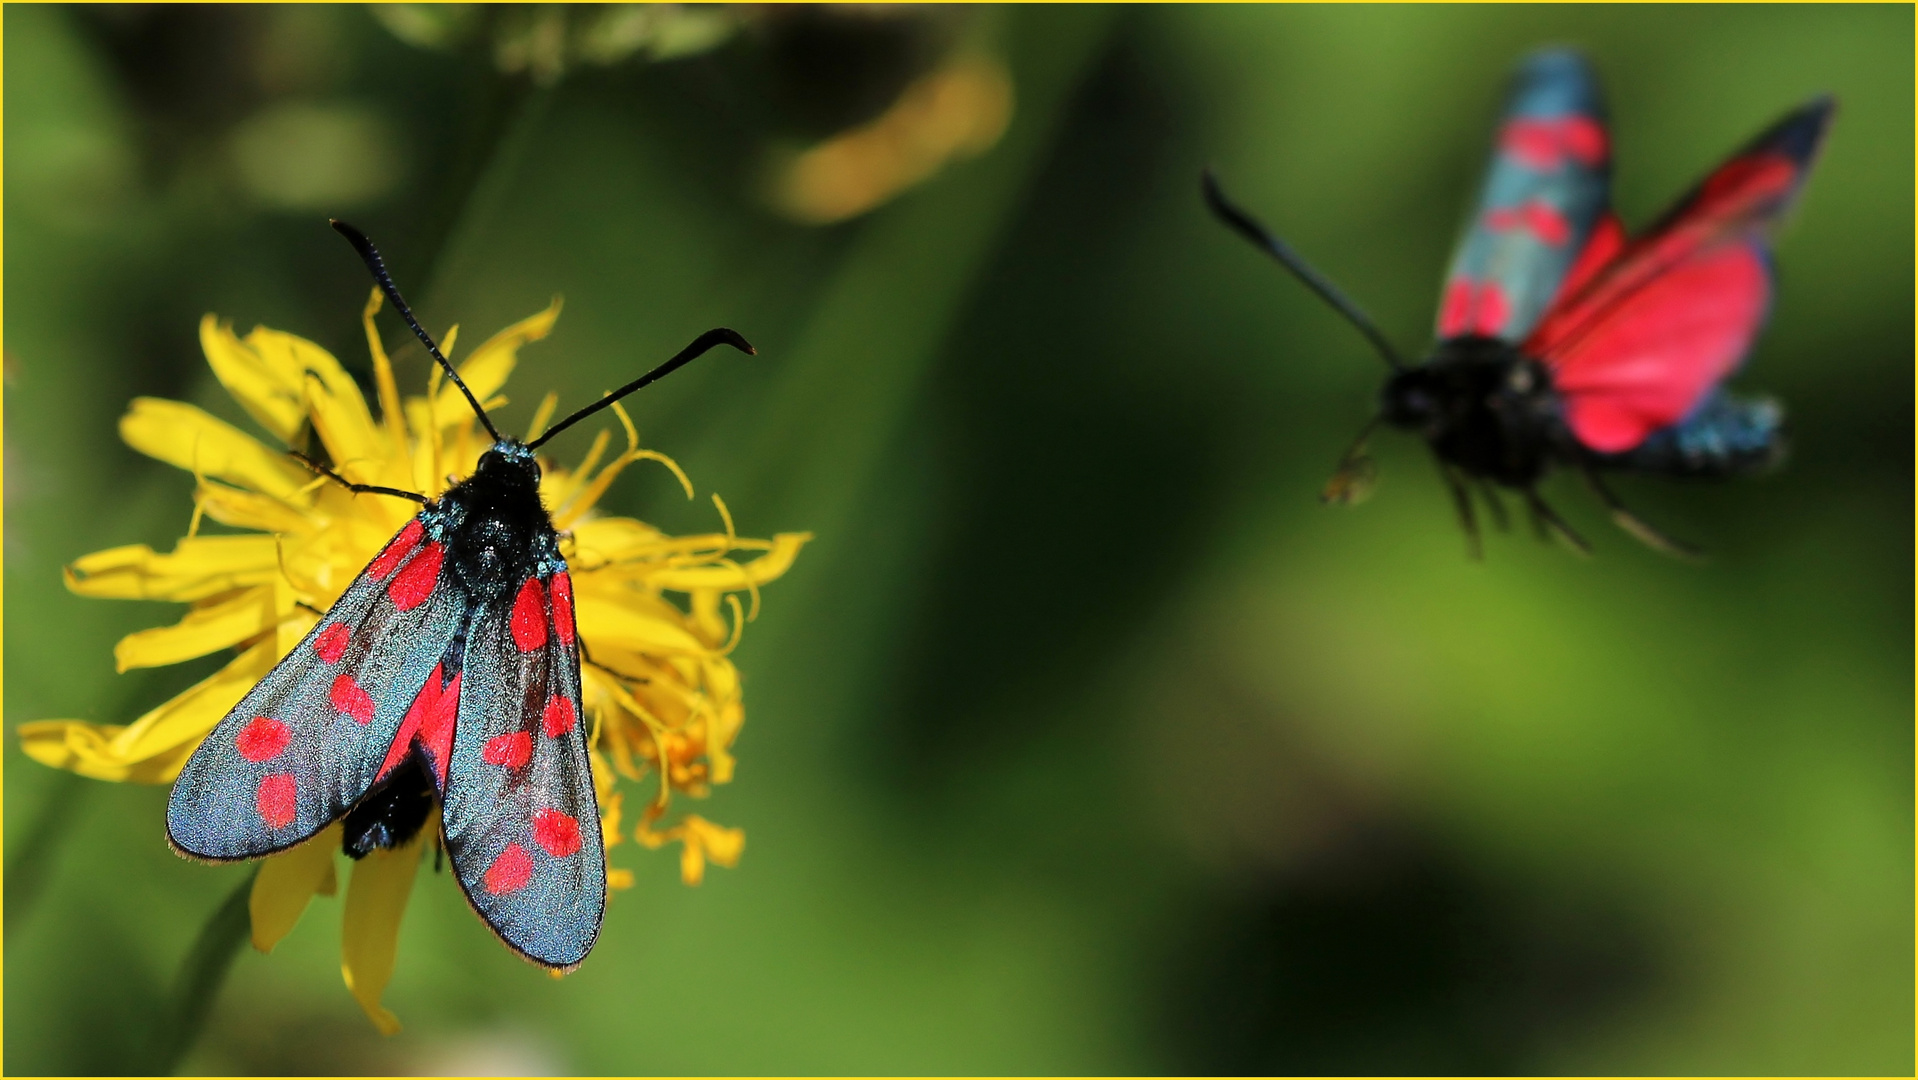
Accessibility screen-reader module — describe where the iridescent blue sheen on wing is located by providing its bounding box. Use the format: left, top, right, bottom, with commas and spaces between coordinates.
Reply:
167, 522, 467, 860
441, 571, 604, 970
1607, 392, 1784, 476
1437, 48, 1611, 344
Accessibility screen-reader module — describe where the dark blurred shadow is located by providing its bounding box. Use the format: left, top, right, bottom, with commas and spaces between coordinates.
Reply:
874, 25, 1232, 790
1156, 821, 1660, 1076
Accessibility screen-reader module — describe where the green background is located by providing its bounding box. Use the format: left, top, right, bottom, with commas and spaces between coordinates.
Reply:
5, 4, 1910, 1074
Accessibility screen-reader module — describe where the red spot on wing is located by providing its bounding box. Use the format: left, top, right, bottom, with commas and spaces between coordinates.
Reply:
541, 694, 578, 739
236, 717, 290, 762
368, 519, 424, 580
484, 843, 534, 895
1439, 279, 1511, 339
330, 674, 375, 724
1558, 115, 1608, 166
314, 623, 352, 664
511, 577, 548, 653
387, 542, 444, 611
1500, 115, 1608, 170
417, 672, 461, 787
1500, 119, 1561, 169
533, 808, 583, 858
1472, 282, 1509, 337
256, 774, 297, 828
1439, 279, 1475, 338
483, 731, 533, 770
1485, 199, 1572, 247
549, 572, 576, 648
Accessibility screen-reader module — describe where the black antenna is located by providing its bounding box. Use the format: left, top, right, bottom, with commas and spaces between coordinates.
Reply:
526, 328, 755, 451
330, 219, 503, 442
1202, 169, 1408, 372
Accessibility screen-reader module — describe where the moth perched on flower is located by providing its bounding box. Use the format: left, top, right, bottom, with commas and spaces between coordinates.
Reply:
20, 225, 808, 1031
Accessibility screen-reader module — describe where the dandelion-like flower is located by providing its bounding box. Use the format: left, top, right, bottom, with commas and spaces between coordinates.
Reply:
20, 289, 807, 1031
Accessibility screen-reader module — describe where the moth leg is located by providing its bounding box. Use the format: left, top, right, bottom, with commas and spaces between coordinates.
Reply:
1436, 460, 1483, 560
1476, 479, 1511, 533
288, 450, 429, 505
1524, 487, 1591, 556
1321, 419, 1381, 505
1579, 467, 1703, 560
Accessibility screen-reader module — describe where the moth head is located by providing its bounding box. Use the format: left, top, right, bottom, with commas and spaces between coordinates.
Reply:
1380, 367, 1444, 434
476, 440, 542, 489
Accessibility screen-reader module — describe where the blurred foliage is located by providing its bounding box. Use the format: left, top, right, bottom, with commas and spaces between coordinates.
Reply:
5, 4, 1910, 1075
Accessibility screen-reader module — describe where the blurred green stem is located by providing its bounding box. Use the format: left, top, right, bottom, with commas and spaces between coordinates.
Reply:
737, 4, 1116, 545
3, 770, 90, 941
426, 83, 559, 299
149, 867, 258, 1075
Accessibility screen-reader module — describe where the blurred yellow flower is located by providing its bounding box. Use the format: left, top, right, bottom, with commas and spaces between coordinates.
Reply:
771, 52, 1015, 225
19, 289, 808, 1032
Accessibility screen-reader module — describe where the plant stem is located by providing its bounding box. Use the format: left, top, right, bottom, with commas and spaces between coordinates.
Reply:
150, 867, 259, 1074
3, 770, 90, 941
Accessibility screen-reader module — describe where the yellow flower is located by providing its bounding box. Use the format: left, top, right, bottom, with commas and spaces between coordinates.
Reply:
19, 289, 808, 1032
770, 52, 1014, 224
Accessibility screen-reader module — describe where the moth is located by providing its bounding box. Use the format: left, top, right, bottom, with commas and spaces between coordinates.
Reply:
1205, 49, 1832, 556
165, 220, 753, 969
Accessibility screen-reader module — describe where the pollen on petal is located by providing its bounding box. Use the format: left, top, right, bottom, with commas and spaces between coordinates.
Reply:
388, 542, 443, 610
511, 577, 547, 653
533, 808, 582, 858
541, 695, 577, 739
314, 623, 352, 664
257, 773, 297, 828
368, 519, 424, 580
331, 673, 376, 724
237, 717, 291, 762
483, 731, 532, 770
483, 843, 534, 895
549, 572, 575, 647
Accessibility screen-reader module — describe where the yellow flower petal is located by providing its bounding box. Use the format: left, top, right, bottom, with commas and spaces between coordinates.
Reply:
66, 535, 282, 602
195, 479, 318, 536
341, 829, 425, 1035
251, 823, 342, 953
113, 585, 286, 671
301, 361, 389, 487
637, 813, 743, 886
572, 589, 711, 654
428, 298, 561, 430
646, 532, 812, 593
199, 315, 306, 443
679, 817, 744, 884
17, 639, 277, 782
119, 397, 309, 499
210, 320, 381, 464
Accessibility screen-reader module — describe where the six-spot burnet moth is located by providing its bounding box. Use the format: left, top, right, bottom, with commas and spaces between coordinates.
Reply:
1205, 49, 1832, 557
164, 219, 754, 969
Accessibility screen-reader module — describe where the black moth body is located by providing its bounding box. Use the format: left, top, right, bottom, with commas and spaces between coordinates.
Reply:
335, 442, 565, 862
1377, 335, 1783, 489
